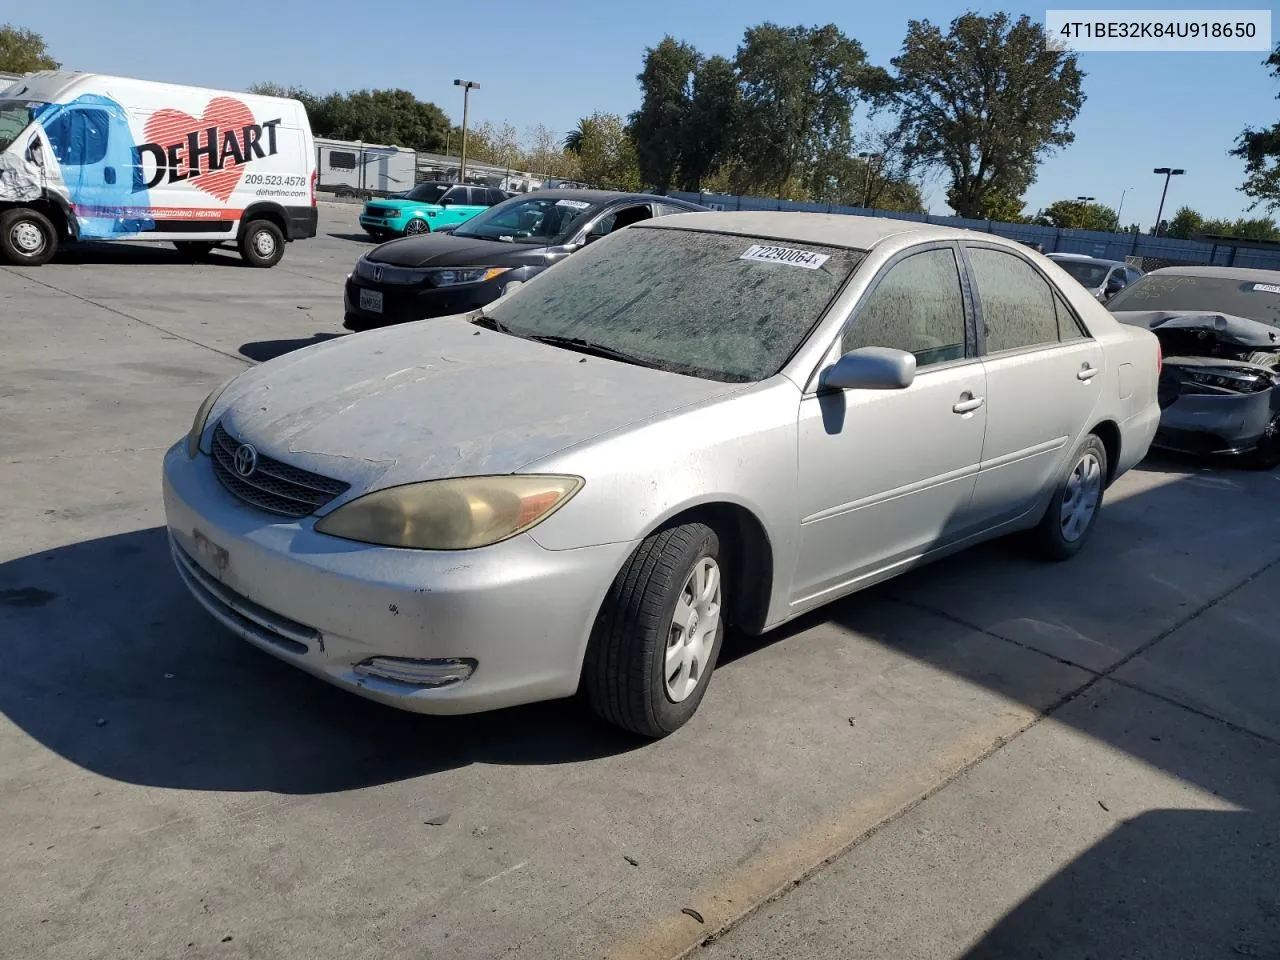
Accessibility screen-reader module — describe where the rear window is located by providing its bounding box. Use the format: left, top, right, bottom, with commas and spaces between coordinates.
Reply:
1107, 273, 1280, 328
484, 226, 865, 382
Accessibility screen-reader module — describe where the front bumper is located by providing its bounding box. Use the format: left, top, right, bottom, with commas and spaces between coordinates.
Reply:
342, 275, 503, 330
358, 214, 404, 234
161, 443, 634, 714
1153, 386, 1280, 455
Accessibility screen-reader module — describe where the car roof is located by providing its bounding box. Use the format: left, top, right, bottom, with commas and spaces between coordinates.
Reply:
1146, 264, 1280, 281
639, 211, 1008, 250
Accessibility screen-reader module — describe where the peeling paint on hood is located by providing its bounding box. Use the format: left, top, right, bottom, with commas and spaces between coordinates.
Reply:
215, 318, 745, 494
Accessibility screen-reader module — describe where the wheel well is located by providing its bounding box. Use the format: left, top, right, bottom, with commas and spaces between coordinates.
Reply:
2, 199, 72, 239
663, 503, 774, 636
1091, 419, 1121, 485
240, 204, 287, 238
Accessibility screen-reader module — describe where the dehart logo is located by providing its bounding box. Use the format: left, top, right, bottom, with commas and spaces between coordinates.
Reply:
132, 97, 282, 201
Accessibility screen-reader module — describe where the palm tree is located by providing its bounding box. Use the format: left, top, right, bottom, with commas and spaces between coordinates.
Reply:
563, 117, 595, 155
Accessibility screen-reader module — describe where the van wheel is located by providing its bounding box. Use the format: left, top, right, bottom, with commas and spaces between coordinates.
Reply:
174, 241, 215, 260
583, 522, 725, 738
1, 208, 57, 266
238, 219, 284, 268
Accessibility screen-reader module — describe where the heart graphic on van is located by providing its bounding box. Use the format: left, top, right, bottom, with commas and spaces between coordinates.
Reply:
143, 98, 256, 203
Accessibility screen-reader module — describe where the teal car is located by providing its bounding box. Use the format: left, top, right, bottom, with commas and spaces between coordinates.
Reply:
358, 182, 507, 239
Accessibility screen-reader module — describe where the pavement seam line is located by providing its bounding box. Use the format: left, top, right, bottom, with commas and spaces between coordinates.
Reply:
667, 551, 1280, 958
1106, 675, 1280, 749
1, 267, 252, 366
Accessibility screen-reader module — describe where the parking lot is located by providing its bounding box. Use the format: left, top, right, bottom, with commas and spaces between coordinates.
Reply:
4, 203, 1280, 959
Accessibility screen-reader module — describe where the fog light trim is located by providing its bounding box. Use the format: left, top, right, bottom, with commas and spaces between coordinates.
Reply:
353, 656, 477, 688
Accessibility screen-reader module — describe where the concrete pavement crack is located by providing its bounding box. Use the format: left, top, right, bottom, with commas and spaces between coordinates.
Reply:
2, 267, 252, 366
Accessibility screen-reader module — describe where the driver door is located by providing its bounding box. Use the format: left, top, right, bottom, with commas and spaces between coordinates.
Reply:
439, 185, 483, 227
791, 243, 987, 606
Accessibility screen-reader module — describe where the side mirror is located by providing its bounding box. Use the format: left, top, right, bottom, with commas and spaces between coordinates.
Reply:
1105, 277, 1125, 297
24, 138, 43, 167
821, 347, 916, 391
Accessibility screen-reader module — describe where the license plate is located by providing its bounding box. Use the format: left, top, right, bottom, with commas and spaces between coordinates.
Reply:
359, 289, 383, 313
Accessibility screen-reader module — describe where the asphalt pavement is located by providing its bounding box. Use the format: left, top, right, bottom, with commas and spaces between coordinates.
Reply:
2, 205, 1277, 960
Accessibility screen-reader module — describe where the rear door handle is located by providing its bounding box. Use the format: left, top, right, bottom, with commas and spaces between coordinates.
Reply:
953, 395, 985, 414
1077, 364, 1098, 381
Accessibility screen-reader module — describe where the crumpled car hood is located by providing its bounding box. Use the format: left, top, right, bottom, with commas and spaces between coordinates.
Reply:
214, 318, 744, 494
1112, 310, 1280, 349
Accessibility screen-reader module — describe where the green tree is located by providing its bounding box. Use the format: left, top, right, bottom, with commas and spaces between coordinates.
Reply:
731, 23, 890, 198
1230, 215, 1280, 240
0, 23, 59, 73
249, 84, 448, 152
979, 192, 1029, 223
1165, 205, 1204, 239
629, 36, 700, 193
569, 113, 641, 190
678, 56, 740, 191
889, 12, 1085, 219
1038, 199, 1119, 231
521, 124, 581, 179
1232, 43, 1280, 212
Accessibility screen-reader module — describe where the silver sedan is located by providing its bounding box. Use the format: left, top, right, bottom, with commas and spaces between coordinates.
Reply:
162, 213, 1162, 737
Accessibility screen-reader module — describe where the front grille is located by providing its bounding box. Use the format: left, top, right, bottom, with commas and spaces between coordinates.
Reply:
211, 422, 350, 519
365, 205, 396, 218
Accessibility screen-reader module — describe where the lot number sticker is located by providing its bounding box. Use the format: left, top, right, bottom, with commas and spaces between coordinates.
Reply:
1251, 282, 1280, 295
739, 244, 830, 270
556, 199, 591, 210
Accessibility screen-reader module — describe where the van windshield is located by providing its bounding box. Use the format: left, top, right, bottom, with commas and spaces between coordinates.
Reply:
0, 99, 47, 153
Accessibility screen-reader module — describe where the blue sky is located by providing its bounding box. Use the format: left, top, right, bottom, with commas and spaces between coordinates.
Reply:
15, 0, 1278, 224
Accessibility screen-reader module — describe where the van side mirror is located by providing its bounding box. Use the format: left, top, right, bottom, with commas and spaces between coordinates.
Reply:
822, 347, 916, 391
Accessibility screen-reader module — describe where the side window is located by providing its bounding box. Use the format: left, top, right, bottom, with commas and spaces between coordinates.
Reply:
328, 150, 356, 170
43, 109, 110, 167
966, 247, 1060, 353
442, 186, 467, 205
1127, 267, 1144, 284
587, 211, 617, 237
1054, 292, 1090, 341
658, 202, 689, 217
842, 248, 967, 368
487, 188, 507, 205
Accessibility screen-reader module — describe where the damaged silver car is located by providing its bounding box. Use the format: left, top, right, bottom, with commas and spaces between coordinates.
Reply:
1109, 265, 1280, 467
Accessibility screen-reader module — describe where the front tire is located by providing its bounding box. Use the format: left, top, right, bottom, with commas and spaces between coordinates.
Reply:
584, 522, 725, 738
402, 218, 429, 236
0, 208, 58, 266
237, 219, 285, 268
1029, 434, 1108, 561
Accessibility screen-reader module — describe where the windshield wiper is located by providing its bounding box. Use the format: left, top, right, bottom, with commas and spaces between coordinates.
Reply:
470, 312, 509, 333
524, 334, 663, 369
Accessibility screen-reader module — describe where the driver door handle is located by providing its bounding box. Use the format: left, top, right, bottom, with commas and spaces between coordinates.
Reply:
953, 394, 986, 414
1077, 364, 1099, 381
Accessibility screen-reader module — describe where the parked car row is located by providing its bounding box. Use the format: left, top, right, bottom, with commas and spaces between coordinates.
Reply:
357, 181, 516, 240
165, 208, 1170, 737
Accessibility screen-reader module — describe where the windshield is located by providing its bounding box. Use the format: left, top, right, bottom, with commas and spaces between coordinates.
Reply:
1055, 260, 1110, 288
404, 183, 449, 203
1108, 273, 1280, 327
482, 226, 865, 382
0, 99, 47, 153
454, 195, 597, 243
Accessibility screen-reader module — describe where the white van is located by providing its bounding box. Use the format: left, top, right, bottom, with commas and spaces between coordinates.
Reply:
0, 72, 317, 267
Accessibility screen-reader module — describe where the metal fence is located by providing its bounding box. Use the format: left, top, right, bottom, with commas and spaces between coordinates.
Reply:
667, 191, 1280, 272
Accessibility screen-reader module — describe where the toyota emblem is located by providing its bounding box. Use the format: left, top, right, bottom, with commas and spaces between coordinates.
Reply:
233, 443, 259, 478
372, 266, 383, 282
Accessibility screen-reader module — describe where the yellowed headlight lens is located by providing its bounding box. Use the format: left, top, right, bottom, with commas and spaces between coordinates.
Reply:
313, 475, 583, 550
186, 376, 238, 459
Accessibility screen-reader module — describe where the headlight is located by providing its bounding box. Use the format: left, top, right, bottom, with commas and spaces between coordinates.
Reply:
428, 266, 511, 286
313, 475, 583, 550
354, 257, 376, 281
185, 376, 238, 459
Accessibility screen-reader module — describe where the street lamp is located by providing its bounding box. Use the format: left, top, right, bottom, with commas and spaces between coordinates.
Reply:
1076, 195, 1095, 203
1116, 185, 1134, 230
454, 79, 480, 184
1151, 167, 1185, 235
858, 151, 884, 209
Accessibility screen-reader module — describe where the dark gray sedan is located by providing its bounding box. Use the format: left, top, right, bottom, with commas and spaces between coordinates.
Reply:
343, 189, 706, 331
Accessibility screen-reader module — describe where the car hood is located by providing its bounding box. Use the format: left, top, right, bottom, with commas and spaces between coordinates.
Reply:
214, 318, 745, 495
1111, 310, 1280, 350
368, 233, 545, 268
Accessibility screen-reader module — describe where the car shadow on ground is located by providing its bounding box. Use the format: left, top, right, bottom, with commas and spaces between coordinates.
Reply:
0, 526, 641, 795
961, 809, 1280, 958
239, 332, 345, 362
327, 232, 378, 243
54, 242, 244, 267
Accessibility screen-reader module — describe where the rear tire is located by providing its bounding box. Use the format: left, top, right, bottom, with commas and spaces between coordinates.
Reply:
1029, 434, 1108, 561
583, 522, 725, 738
237, 219, 284, 268
174, 241, 215, 260
0, 208, 57, 266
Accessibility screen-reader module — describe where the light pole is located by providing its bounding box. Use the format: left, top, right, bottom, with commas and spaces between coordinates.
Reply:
1151, 167, 1184, 235
1116, 185, 1134, 230
454, 79, 479, 184
858, 151, 884, 209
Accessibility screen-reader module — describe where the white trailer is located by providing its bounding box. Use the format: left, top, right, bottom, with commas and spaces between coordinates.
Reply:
316, 138, 416, 196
